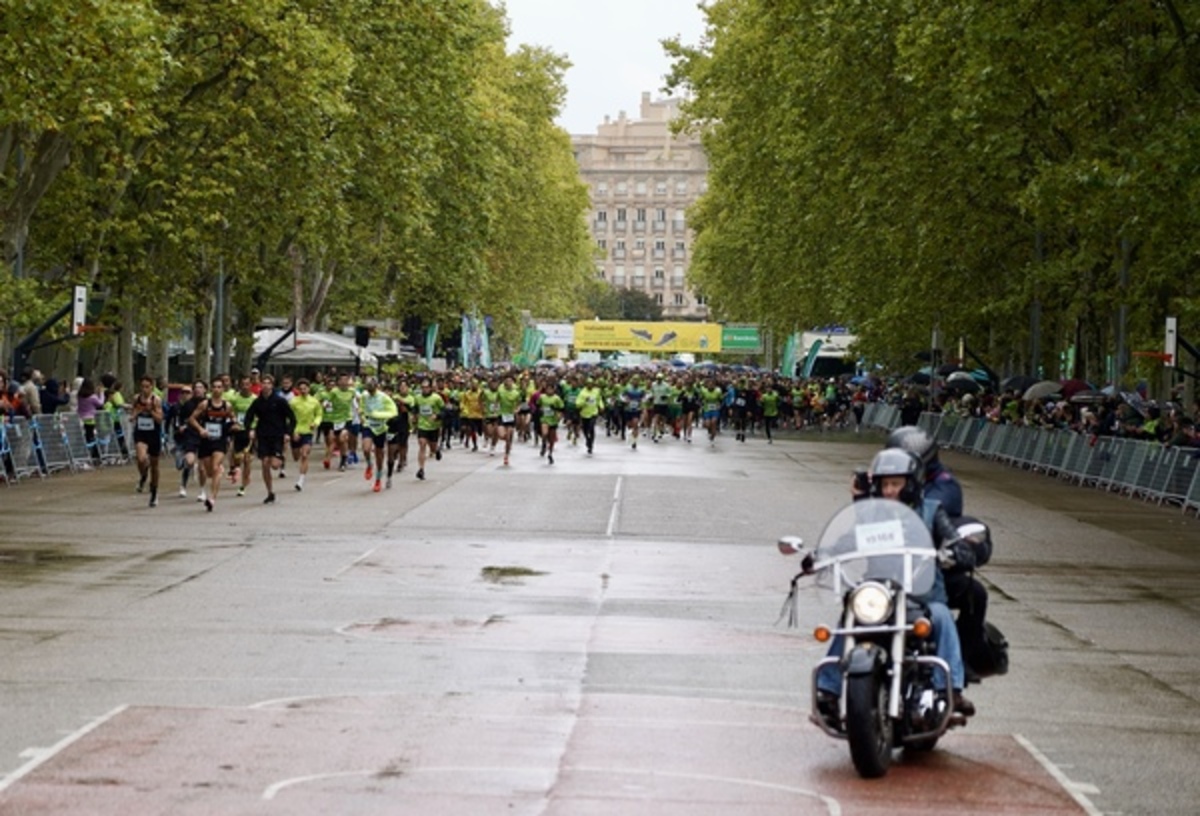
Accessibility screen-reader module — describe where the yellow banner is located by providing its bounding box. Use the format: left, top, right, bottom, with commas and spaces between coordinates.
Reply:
573, 321, 723, 353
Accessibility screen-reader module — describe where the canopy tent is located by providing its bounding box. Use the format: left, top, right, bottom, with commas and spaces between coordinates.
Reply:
252, 329, 384, 369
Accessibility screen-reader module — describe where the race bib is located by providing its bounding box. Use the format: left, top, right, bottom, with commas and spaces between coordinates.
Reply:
136, 416, 155, 431
205, 421, 223, 438
420, 404, 433, 417
501, 413, 514, 423
369, 421, 386, 435
333, 422, 346, 432
628, 400, 641, 410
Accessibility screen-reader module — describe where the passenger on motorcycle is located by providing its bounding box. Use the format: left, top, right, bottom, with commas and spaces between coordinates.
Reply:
887, 426, 993, 681
814, 448, 977, 724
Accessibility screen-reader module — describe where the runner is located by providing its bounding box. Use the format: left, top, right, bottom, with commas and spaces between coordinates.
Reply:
481, 377, 501, 456
459, 378, 484, 452
650, 373, 673, 442
244, 374, 296, 505
227, 375, 257, 497
536, 376, 565, 465
174, 381, 207, 501
189, 378, 236, 512
622, 376, 648, 450
496, 375, 523, 466
130, 374, 164, 507
575, 376, 605, 455
323, 373, 357, 471
679, 376, 699, 443
412, 379, 444, 480
288, 378, 323, 491
761, 380, 780, 444
699, 378, 724, 445
359, 377, 398, 493
385, 380, 414, 487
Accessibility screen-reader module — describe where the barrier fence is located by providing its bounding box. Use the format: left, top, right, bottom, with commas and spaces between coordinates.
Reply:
864, 403, 1200, 514
2, 411, 137, 485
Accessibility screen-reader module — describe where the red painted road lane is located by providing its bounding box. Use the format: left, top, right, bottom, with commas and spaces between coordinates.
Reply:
0, 694, 1090, 815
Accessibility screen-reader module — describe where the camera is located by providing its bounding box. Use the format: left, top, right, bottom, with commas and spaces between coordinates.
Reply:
853, 468, 870, 494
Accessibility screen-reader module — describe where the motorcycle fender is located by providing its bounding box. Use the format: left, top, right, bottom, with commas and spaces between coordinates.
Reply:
844, 643, 884, 677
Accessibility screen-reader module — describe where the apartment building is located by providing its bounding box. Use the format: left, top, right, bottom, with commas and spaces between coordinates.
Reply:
572, 93, 709, 319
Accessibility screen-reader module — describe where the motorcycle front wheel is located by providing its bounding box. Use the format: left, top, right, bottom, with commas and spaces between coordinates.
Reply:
846, 673, 893, 778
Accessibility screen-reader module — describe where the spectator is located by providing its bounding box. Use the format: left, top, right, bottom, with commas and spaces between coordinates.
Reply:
76, 378, 106, 463
38, 378, 70, 414
19, 368, 42, 416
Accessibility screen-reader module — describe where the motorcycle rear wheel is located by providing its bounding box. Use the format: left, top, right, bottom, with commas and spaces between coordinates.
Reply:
846, 673, 893, 778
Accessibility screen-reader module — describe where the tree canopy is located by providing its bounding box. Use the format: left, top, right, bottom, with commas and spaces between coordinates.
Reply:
666, 0, 1200, 382
1, 0, 596, 383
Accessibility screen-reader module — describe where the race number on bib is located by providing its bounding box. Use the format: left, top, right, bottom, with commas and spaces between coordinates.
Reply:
136, 416, 155, 431
205, 421, 223, 438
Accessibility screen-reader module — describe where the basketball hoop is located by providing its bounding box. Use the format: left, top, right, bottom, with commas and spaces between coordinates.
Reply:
75, 324, 110, 335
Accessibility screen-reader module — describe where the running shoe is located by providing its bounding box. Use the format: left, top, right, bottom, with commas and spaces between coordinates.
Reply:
197, 490, 207, 504
179, 487, 188, 498
364, 465, 373, 481
548, 454, 554, 465
136, 477, 146, 493
323, 458, 331, 470
278, 470, 286, 479
264, 493, 276, 505
295, 483, 303, 491
435, 449, 442, 461
149, 491, 158, 508
373, 480, 381, 493
385, 477, 392, 489
237, 487, 246, 497
339, 461, 347, 472
416, 468, 425, 480
205, 497, 214, 512
503, 455, 509, 466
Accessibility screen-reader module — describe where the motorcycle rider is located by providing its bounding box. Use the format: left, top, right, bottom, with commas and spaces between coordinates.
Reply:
812, 448, 977, 725
886, 426, 993, 681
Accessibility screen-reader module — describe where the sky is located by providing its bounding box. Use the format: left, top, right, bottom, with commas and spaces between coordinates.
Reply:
498, 0, 709, 135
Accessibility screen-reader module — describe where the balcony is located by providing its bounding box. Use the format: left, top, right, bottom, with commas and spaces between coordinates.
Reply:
652, 249, 665, 261
631, 248, 645, 259
633, 220, 646, 233
671, 248, 687, 260
593, 219, 608, 231
672, 220, 687, 233
613, 220, 627, 233
631, 276, 646, 288
651, 277, 665, 289
612, 249, 626, 260
671, 277, 686, 289
652, 221, 666, 233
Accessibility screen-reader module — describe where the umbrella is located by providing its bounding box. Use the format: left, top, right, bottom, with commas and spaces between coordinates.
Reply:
1120, 391, 1148, 417
1069, 390, 1107, 405
1059, 378, 1094, 398
850, 375, 869, 385
1000, 375, 1039, 394
1022, 380, 1063, 401
937, 363, 966, 376
947, 370, 976, 382
906, 371, 932, 386
943, 377, 981, 395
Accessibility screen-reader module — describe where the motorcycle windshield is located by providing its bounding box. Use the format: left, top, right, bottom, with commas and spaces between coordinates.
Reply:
813, 499, 938, 596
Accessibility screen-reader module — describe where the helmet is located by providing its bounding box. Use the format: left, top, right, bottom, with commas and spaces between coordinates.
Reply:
868, 448, 924, 509
885, 425, 939, 470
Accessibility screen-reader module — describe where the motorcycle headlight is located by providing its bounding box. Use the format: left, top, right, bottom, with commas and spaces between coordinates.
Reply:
849, 582, 893, 625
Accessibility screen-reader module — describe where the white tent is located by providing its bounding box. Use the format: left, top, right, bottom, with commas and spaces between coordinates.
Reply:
254, 329, 379, 368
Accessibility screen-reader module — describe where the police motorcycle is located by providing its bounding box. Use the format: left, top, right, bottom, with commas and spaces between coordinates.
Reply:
778, 498, 969, 779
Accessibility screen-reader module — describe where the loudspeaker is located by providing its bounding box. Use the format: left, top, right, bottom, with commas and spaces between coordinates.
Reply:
354, 325, 370, 348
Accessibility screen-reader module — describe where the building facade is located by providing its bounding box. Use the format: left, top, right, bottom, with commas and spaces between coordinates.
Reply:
572, 93, 709, 319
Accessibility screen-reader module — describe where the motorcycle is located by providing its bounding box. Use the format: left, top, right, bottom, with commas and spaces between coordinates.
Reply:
778, 498, 969, 778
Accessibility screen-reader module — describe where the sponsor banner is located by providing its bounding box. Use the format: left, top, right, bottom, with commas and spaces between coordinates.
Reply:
537, 322, 575, 346
721, 325, 762, 352
573, 321, 723, 353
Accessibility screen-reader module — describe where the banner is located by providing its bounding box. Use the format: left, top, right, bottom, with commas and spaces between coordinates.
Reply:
721, 325, 762, 352
779, 332, 799, 376
425, 323, 439, 369
800, 339, 823, 378
573, 320, 722, 353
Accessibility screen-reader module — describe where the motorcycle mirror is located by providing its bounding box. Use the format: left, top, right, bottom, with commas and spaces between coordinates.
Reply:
777, 535, 804, 555
956, 521, 989, 544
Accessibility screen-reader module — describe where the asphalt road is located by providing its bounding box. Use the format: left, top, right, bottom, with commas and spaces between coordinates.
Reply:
0, 427, 1197, 814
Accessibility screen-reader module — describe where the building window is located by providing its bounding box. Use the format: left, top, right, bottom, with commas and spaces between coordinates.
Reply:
635, 238, 646, 250
673, 293, 685, 306
616, 208, 627, 222
616, 181, 628, 195
635, 181, 647, 195
655, 181, 667, 195
597, 239, 607, 249
654, 293, 663, 305
675, 181, 688, 195
635, 208, 647, 222
597, 182, 608, 195
596, 210, 607, 221
654, 208, 667, 222
613, 266, 626, 285
653, 267, 664, 279
695, 294, 707, 306
596, 266, 606, 279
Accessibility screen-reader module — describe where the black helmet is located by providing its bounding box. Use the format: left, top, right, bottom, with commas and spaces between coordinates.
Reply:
885, 425, 938, 470
868, 448, 925, 508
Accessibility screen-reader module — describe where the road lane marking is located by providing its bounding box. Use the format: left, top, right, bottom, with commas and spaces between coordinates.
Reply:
263, 764, 841, 812
1015, 733, 1103, 815
0, 705, 128, 794
328, 545, 380, 580
606, 476, 623, 537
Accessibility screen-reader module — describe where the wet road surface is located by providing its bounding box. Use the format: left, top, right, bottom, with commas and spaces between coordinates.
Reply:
0, 429, 1197, 813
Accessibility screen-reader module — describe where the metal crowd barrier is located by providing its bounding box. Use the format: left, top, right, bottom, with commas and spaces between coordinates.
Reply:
32, 413, 77, 475
864, 405, 1200, 514
3, 418, 43, 481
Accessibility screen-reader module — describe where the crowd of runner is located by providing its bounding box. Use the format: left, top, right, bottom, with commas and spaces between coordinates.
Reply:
103, 367, 877, 510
